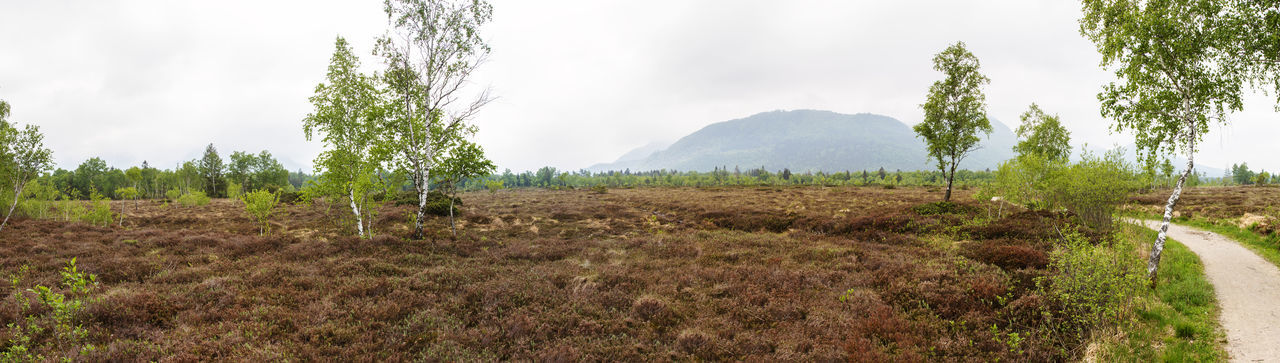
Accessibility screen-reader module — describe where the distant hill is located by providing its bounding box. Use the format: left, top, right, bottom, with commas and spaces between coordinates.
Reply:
611, 140, 673, 163
589, 110, 1017, 173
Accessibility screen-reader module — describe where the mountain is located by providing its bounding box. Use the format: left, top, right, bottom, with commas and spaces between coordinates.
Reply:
612, 141, 673, 163
588, 109, 1017, 173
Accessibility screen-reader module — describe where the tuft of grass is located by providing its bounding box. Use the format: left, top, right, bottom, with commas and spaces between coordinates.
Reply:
1094, 223, 1226, 361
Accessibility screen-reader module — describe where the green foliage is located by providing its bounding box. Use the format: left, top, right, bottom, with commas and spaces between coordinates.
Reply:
177, 191, 211, 207
1080, 0, 1247, 168
484, 179, 503, 193
378, 0, 494, 239
0, 109, 55, 231
18, 180, 58, 220
81, 191, 112, 227
114, 186, 138, 201
4, 259, 99, 360
916, 41, 992, 201
226, 180, 242, 200
985, 153, 1064, 211
165, 188, 182, 201
986, 150, 1139, 231
227, 150, 291, 193
303, 37, 391, 239
198, 144, 225, 198
240, 189, 280, 235
1230, 162, 1257, 185
1097, 224, 1225, 361
54, 199, 86, 223
1038, 230, 1145, 344
423, 190, 461, 217
590, 184, 607, 194
1013, 103, 1071, 161
1055, 151, 1142, 230
477, 167, 999, 191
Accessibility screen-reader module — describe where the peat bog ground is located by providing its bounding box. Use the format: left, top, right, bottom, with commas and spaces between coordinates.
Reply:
2, 186, 1105, 361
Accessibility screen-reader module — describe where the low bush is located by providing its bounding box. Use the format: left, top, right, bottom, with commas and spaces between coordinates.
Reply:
241, 189, 280, 235
176, 192, 211, 207
1038, 230, 1144, 344
82, 191, 113, 227
985, 150, 1139, 231
278, 191, 303, 205
423, 190, 461, 217
3, 259, 99, 360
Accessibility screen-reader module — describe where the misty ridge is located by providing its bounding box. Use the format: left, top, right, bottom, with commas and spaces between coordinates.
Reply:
589, 109, 1018, 173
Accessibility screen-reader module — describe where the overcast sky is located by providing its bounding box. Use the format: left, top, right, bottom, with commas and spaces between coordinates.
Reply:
1, 0, 1277, 174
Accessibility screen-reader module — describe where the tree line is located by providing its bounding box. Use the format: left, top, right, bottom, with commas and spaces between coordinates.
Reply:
34, 144, 300, 203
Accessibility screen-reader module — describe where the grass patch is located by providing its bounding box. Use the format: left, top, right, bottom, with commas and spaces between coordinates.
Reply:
1095, 223, 1225, 361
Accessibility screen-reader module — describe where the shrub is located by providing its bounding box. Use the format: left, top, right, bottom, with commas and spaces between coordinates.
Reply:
241, 189, 280, 235
82, 191, 113, 227
423, 190, 461, 217
1039, 230, 1143, 342
4, 259, 99, 360
485, 180, 504, 193
983, 153, 1063, 211
590, 184, 607, 194
55, 199, 87, 222
165, 188, 182, 201
226, 181, 243, 200
18, 180, 58, 220
1050, 150, 1140, 231
278, 191, 302, 205
177, 191, 211, 207
986, 150, 1138, 230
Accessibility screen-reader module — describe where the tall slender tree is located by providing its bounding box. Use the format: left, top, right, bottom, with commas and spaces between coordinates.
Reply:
198, 144, 225, 198
376, 0, 494, 239
915, 41, 992, 202
303, 37, 389, 239
1080, 0, 1280, 285
0, 99, 54, 232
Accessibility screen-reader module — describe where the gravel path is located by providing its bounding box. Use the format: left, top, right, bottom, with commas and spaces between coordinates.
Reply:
1139, 220, 1280, 362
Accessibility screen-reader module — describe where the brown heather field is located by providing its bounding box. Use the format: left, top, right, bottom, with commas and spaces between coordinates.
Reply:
1130, 185, 1280, 231
1, 186, 1105, 361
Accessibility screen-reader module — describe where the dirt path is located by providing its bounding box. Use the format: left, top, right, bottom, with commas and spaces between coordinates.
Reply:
1139, 220, 1280, 362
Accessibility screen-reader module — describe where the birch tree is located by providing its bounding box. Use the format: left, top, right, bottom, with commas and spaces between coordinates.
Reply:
376, 0, 494, 239
1014, 103, 1072, 161
915, 41, 993, 202
1080, 0, 1247, 285
303, 37, 389, 239
0, 99, 54, 232
435, 139, 495, 238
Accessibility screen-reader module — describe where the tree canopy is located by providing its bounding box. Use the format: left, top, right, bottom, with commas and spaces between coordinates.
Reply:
1013, 103, 1072, 161
916, 41, 992, 202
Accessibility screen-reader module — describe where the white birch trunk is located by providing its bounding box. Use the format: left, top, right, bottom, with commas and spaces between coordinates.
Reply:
1147, 145, 1195, 285
0, 179, 23, 232
414, 142, 433, 239
350, 188, 365, 238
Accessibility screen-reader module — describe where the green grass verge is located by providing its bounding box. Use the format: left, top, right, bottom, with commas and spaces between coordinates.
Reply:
1096, 223, 1226, 362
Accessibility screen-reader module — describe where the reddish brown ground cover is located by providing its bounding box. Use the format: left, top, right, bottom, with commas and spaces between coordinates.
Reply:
1, 187, 1096, 361
1130, 185, 1280, 233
